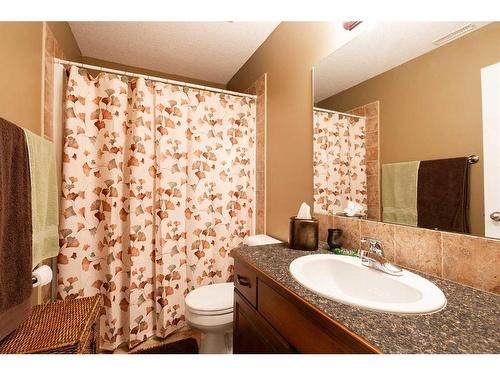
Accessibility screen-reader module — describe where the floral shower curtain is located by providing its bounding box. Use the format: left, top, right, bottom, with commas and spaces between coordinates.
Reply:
313, 109, 367, 215
57, 66, 255, 350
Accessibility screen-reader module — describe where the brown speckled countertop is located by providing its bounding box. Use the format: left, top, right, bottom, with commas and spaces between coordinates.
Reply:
231, 243, 500, 354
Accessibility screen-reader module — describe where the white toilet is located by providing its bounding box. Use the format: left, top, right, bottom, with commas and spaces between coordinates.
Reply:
243, 234, 282, 246
185, 235, 282, 354
185, 282, 234, 354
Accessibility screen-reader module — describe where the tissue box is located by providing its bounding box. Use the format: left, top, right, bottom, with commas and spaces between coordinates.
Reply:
289, 216, 319, 251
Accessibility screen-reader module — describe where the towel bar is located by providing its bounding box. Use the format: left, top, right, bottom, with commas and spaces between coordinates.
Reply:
468, 155, 479, 164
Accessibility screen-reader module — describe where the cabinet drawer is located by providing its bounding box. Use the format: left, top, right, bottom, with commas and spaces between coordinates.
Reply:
234, 259, 257, 307
257, 279, 376, 354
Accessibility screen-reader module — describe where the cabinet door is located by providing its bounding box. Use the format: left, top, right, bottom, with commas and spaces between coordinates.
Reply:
233, 290, 295, 354
257, 280, 377, 353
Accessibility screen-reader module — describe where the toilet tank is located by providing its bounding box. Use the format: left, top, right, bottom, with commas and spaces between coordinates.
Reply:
244, 235, 282, 246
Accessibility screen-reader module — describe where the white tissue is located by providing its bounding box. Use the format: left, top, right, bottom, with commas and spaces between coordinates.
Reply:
296, 202, 312, 220
32, 265, 53, 288
343, 201, 364, 217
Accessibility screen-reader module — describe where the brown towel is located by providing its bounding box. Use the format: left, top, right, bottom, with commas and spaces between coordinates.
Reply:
417, 157, 469, 233
0, 117, 32, 340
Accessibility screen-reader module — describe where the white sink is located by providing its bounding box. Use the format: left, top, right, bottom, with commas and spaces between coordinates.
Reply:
289, 254, 446, 314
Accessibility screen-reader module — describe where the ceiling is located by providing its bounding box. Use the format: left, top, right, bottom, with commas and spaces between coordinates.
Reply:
69, 22, 279, 85
314, 22, 490, 102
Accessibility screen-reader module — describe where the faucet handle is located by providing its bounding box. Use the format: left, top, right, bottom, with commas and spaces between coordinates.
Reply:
359, 237, 402, 276
360, 237, 384, 255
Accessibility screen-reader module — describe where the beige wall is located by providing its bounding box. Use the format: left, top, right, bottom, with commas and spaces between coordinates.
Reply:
0, 22, 81, 137
0, 21, 80, 305
0, 22, 44, 135
46, 22, 82, 62
318, 22, 500, 236
228, 22, 341, 240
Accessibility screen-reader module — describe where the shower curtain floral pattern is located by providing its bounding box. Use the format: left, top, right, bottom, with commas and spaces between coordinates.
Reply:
313, 109, 367, 215
57, 66, 255, 350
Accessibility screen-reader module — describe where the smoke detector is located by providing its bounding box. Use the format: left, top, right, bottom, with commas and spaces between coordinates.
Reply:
432, 23, 477, 46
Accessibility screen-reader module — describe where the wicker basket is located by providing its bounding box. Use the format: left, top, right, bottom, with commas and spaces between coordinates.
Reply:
0, 295, 101, 354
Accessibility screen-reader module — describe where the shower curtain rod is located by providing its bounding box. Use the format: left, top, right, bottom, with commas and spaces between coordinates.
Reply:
313, 106, 366, 119
54, 58, 257, 99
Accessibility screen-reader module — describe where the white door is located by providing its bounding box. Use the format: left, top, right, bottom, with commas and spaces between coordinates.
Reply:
481, 62, 500, 239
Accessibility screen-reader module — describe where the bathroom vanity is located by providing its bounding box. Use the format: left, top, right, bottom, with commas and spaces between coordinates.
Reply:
231, 243, 500, 354
232, 249, 378, 353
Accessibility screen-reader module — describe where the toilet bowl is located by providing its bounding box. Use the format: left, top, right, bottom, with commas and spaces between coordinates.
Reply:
185, 235, 281, 354
185, 282, 234, 354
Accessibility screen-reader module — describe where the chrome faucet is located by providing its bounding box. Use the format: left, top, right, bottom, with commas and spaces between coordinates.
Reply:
359, 237, 403, 276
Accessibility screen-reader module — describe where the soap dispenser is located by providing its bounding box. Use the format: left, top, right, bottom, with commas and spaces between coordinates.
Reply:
289, 203, 319, 251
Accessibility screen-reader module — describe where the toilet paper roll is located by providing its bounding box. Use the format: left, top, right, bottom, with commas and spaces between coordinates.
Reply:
32, 265, 53, 288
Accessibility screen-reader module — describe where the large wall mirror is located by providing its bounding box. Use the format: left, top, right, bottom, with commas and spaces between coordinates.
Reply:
313, 21, 500, 239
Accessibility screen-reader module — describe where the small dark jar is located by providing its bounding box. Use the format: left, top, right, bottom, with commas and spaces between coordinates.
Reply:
289, 216, 319, 251
327, 228, 343, 250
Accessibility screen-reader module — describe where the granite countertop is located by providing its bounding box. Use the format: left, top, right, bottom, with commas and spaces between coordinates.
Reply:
231, 243, 500, 354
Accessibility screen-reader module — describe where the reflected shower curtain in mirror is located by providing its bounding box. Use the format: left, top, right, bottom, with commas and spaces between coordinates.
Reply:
57, 66, 255, 350
313, 109, 367, 215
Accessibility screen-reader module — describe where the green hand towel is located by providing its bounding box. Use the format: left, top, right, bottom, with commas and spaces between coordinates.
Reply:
23, 130, 59, 268
382, 161, 420, 226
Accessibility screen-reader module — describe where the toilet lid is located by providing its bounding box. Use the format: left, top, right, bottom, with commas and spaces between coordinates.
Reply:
185, 282, 234, 315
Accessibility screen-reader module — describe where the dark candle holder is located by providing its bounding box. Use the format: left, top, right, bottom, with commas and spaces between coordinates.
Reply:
327, 228, 343, 251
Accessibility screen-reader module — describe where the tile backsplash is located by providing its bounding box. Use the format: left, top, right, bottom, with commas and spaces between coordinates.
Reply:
247, 74, 266, 235
347, 102, 380, 221
32, 22, 64, 305
317, 213, 500, 294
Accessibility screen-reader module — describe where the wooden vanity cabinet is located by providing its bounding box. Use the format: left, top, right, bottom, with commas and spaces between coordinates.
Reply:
232, 255, 381, 354
234, 290, 296, 353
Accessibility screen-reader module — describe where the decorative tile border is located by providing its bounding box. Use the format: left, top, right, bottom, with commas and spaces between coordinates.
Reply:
347, 101, 380, 221
36, 23, 65, 305
247, 74, 266, 234
43, 23, 66, 142
316, 213, 500, 294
